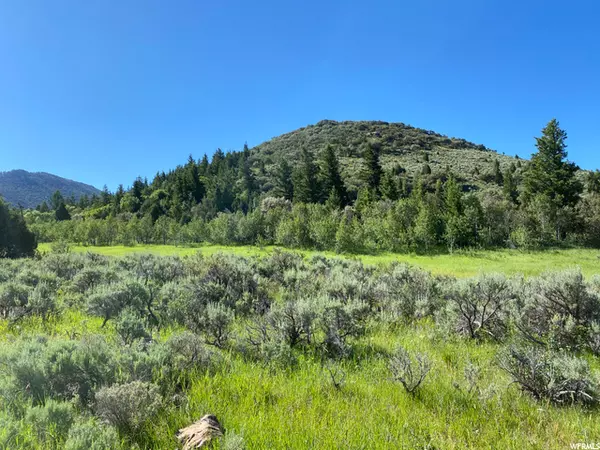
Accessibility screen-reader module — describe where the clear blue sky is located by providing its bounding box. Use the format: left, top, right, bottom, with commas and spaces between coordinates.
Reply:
1, 0, 599, 190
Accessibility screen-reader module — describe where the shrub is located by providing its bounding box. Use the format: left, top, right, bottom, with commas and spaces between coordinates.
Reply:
200, 302, 234, 348
115, 308, 151, 345
389, 346, 432, 395
441, 273, 515, 340
94, 381, 162, 434
25, 399, 75, 445
499, 346, 599, 405
518, 270, 600, 350
377, 263, 439, 322
64, 417, 123, 450
0, 282, 30, 319
29, 281, 58, 320
319, 298, 369, 357
269, 296, 317, 348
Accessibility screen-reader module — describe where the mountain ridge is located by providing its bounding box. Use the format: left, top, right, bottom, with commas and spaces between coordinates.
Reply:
0, 169, 100, 209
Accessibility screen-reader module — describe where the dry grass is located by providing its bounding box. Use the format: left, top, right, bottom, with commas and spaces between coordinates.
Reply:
177, 414, 224, 449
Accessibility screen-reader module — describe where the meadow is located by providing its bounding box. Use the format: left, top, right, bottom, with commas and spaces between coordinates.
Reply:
1, 248, 599, 449
37, 242, 600, 278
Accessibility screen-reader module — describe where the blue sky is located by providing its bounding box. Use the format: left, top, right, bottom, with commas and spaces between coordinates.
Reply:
1, 0, 599, 190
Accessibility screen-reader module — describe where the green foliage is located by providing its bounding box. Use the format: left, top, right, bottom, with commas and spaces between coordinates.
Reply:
523, 119, 582, 207
499, 346, 599, 405
0, 199, 37, 258
2, 251, 600, 448
360, 142, 383, 193
94, 381, 162, 434
64, 418, 123, 450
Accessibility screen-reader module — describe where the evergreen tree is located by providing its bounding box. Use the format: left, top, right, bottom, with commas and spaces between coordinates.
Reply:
380, 170, 399, 201
503, 168, 518, 203
100, 185, 111, 206
523, 119, 582, 207
39, 201, 50, 213
493, 159, 504, 185
421, 164, 432, 175
198, 154, 210, 176
186, 155, 205, 203
0, 199, 36, 258
273, 159, 294, 200
444, 175, 462, 216
361, 142, 382, 193
50, 190, 65, 211
55, 202, 71, 221
292, 147, 319, 203
319, 144, 348, 205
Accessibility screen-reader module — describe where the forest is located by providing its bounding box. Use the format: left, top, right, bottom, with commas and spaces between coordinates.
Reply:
18, 119, 600, 255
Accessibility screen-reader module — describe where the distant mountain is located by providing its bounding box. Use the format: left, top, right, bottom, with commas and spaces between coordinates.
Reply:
0, 170, 100, 209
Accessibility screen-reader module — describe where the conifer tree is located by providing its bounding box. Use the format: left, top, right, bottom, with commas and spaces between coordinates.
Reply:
319, 144, 348, 206
523, 119, 582, 207
361, 142, 382, 193
274, 159, 294, 200
493, 159, 504, 185
380, 170, 399, 201
503, 168, 518, 203
292, 147, 319, 203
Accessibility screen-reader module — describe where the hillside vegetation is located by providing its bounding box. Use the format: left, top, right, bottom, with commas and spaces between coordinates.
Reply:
0, 170, 100, 209
20, 119, 600, 256
253, 119, 517, 192
1, 250, 599, 449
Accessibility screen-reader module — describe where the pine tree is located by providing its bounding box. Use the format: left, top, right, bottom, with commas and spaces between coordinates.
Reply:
493, 159, 504, 185
444, 175, 462, 216
523, 119, 582, 207
361, 142, 382, 193
274, 159, 294, 200
50, 191, 64, 211
319, 144, 348, 205
380, 170, 399, 201
39, 201, 50, 213
503, 168, 518, 203
292, 147, 319, 203
0, 199, 36, 258
55, 202, 71, 221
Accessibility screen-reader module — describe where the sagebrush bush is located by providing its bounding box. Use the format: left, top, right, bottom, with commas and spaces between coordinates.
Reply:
499, 346, 599, 405
25, 399, 74, 445
389, 346, 432, 395
518, 269, 600, 350
64, 417, 122, 450
377, 263, 439, 322
441, 273, 515, 340
94, 381, 162, 434
114, 308, 151, 345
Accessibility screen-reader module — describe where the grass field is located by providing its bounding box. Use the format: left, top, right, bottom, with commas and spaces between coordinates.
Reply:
3, 247, 600, 449
38, 243, 600, 277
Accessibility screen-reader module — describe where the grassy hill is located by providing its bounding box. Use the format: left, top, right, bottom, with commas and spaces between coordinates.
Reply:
0, 170, 100, 208
252, 120, 522, 192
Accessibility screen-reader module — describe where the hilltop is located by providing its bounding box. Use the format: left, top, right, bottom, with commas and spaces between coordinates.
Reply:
251, 120, 521, 192
0, 170, 100, 209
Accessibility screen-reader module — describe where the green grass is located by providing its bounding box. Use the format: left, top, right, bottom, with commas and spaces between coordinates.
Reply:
38, 243, 600, 277
6, 315, 598, 449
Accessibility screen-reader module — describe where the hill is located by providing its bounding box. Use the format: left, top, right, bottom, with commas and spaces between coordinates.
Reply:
251, 120, 520, 192
0, 170, 100, 209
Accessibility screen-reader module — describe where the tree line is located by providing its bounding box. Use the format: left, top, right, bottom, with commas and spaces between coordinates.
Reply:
22, 119, 600, 253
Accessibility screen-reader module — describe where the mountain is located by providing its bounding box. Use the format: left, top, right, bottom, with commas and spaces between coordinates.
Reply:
251, 120, 521, 193
0, 170, 100, 209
